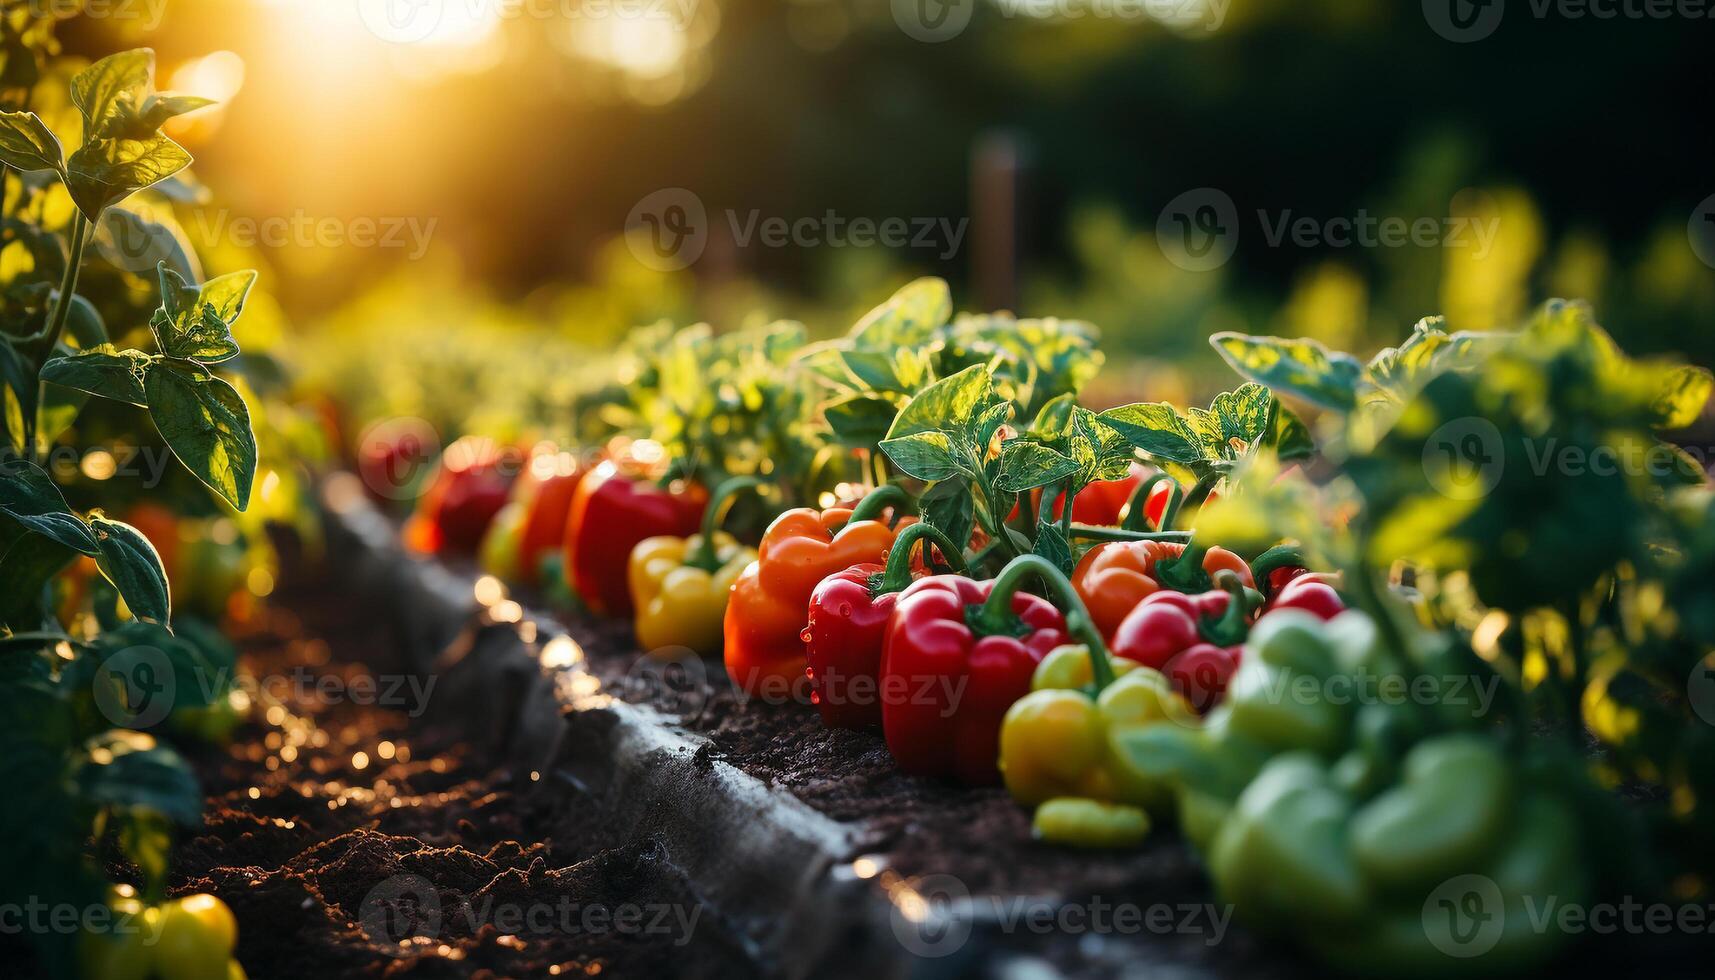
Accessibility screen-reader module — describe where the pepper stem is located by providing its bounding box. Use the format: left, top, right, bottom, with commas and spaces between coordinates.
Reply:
1121, 473, 1182, 532
1196, 569, 1253, 648
844, 484, 913, 527
687, 476, 765, 571
1248, 544, 1307, 596
975, 554, 1117, 692
1068, 525, 1192, 543
876, 522, 967, 593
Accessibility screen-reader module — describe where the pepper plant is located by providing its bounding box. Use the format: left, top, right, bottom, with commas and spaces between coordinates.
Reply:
0, 27, 260, 972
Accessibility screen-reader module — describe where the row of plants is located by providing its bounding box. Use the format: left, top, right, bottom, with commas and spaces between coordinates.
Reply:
384, 273, 1715, 973
0, 6, 292, 977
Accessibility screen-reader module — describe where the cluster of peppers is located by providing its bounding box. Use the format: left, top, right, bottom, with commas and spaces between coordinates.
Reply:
1098, 602, 1591, 968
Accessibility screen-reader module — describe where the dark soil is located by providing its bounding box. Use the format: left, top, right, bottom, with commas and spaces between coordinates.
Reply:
171, 570, 754, 980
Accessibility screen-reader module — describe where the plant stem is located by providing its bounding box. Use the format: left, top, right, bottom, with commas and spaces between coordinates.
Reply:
876, 522, 967, 592
975, 553, 1117, 691
845, 483, 912, 526
687, 476, 764, 570
1067, 524, 1192, 543
28, 211, 89, 463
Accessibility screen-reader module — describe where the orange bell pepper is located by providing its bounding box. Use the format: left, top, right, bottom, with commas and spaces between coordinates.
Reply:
723, 488, 914, 700
1072, 539, 1254, 642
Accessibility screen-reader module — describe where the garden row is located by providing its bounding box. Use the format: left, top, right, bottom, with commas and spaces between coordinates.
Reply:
365, 274, 1715, 975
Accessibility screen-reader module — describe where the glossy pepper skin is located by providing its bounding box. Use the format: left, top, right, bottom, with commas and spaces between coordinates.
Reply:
802, 522, 963, 729
999, 646, 1192, 813
1109, 573, 1256, 713
723, 487, 913, 699
1073, 539, 1254, 641
880, 557, 1070, 785
629, 532, 755, 654
516, 448, 585, 585
563, 461, 707, 618
627, 477, 764, 655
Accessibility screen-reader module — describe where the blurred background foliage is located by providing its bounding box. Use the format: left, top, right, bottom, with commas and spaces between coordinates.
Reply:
58, 0, 1715, 415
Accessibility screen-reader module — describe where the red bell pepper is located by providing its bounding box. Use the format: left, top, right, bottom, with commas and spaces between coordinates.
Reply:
803, 522, 966, 729
563, 460, 706, 617
1248, 544, 1345, 620
1072, 537, 1255, 642
516, 447, 586, 585
880, 555, 1076, 785
403, 435, 516, 555
1109, 571, 1253, 713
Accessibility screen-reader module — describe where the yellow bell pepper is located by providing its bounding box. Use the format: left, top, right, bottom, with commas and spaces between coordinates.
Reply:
628, 531, 756, 655
999, 644, 1192, 813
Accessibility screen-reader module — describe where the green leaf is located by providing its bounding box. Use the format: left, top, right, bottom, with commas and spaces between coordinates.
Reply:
0, 531, 78, 628
885, 363, 996, 440
96, 206, 200, 280
840, 350, 905, 393
145, 359, 256, 511
920, 478, 975, 554
87, 514, 170, 626
40, 345, 152, 406
822, 393, 899, 446
879, 430, 961, 482
1032, 523, 1074, 577
1030, 393, 1077, 439
1655, 366, 1713, 430
0, 109, 64, 175
996, 439, 1081, 492
74, 734, 201, 825
1208, 382, 1274, 445
850, 277, 952, 348
71, 49, 153, 137
65, 295, 110, 349
0, 458, 99, 554
1209, 333, 1364, 413
1268, 402, 1317, 462
1097, 401, 1204, 464
65, 133, 192, 221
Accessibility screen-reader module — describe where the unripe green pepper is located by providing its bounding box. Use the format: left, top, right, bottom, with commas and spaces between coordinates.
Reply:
1249, 609, 1337, 677
1349, 734, 1513, 892
1225, 658, 1349, 755
1209, 753, 1367, 925
1033, 797, 1151, 848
